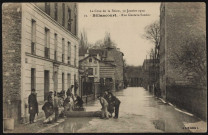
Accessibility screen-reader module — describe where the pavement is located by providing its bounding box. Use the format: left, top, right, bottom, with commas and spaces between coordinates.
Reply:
4, 116, 66, 133
4, 87, 207, 133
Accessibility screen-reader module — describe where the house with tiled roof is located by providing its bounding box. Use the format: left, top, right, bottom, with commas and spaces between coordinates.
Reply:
79, 51, 116, 100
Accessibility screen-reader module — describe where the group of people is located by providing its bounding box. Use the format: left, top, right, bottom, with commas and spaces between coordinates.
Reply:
98, 90, 121, 119
28, 85, 121, 124
28, 84, 83, 124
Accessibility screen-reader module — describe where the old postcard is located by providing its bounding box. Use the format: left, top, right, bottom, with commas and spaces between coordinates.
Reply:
2, 2, 207, 133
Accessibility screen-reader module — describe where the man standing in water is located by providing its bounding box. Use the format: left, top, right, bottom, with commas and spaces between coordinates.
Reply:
110, 92, 121, 119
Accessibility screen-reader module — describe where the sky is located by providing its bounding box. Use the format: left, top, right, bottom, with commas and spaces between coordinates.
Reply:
78, 3, 161, 66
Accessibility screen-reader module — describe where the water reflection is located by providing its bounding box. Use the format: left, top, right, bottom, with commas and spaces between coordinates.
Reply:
43, 87, 205, 133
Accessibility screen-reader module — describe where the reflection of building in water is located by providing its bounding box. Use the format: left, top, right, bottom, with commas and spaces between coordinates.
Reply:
2, 3, 79, 125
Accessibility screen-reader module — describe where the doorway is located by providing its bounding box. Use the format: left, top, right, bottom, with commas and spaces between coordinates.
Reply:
44, 70, 50, 101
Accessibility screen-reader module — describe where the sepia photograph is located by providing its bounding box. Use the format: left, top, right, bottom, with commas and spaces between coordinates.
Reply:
2, 2, 207, 133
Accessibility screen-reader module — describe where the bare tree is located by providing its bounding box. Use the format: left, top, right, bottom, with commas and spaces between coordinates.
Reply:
104, 32, 117, 47
93, 39, 105, 49
143, 21, 161, 91
79, 29, 89, 55
123, 58, 127, 67
143, 21, 160, 47
92, 32, 117, 49
170, 34, 206, 87
143, 21, 160, 59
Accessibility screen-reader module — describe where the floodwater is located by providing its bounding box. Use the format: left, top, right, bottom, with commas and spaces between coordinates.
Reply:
43, 87, 207, 133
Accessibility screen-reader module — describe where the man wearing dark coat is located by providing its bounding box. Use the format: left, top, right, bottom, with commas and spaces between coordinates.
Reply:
107, 93, 115, 118
42, 90, 54, 119
110, 93, 121, 119
28, 89, 38, 124
66, 85, 75, 102
74, 94, 84, 108
103, 91, 109, 101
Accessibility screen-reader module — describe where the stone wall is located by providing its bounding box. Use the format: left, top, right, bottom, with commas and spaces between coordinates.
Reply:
159, 2, 206, 99
165, 2, 206, 86
167, 85, 207, 120
2, 3, 22, 125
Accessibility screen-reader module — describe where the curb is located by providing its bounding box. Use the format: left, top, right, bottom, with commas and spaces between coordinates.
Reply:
157, 97, 194, 117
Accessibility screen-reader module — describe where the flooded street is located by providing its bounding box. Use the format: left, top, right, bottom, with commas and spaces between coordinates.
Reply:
43, 87, 206, 133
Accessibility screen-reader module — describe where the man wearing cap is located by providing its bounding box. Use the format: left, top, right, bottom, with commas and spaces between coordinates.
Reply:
28, 89, 38, 124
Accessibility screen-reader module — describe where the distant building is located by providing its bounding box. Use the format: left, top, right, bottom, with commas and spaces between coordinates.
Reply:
2, 3, 79, 124
142, 59, 154, 91
125, 66, 143, 87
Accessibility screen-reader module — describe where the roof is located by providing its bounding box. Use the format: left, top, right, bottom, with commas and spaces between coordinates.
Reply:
89, 49, 107, 58
79, 55, 101, 62
100, 61, 116, 67
79, 55, 116, 67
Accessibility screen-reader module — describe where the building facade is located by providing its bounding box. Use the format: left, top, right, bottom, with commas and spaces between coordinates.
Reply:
3, 3, 79, 124
159, 2, 206, 99
89, 47, 124, 90
104, 47, 125, 90
79, 55, 100, 83
159, 2, 206, 120
79, 53, 116, 96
